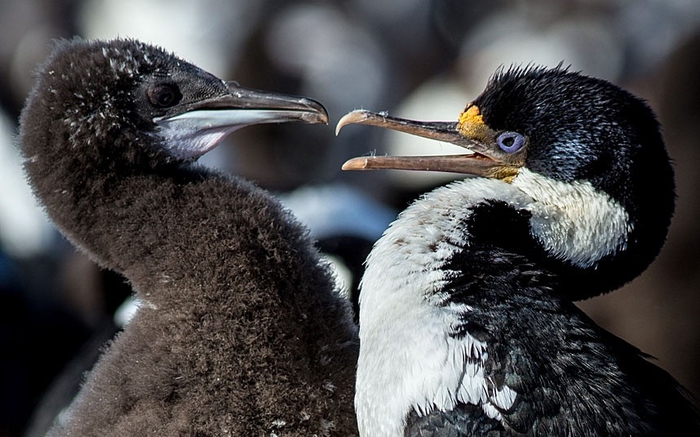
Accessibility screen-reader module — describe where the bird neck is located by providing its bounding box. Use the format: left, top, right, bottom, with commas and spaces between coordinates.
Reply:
358, 170, 646, 331
355, 174, 643, 435
24, 155, 331, 314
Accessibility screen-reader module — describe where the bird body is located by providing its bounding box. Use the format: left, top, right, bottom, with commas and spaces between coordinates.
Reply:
20, 38, 358, 436
355, 175, 695, 436
337, 66, 699, 436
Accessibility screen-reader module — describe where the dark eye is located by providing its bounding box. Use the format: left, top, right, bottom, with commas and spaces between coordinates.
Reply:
496, 131, 526, 153
147, 84, 182, 108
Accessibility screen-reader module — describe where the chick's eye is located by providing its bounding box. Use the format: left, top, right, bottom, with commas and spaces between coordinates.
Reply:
496, 131, 526, 153
148, 84, 182, 108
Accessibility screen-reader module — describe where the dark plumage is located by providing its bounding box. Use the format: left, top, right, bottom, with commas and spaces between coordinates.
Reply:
19, 38, 358, 436
337, 66, 699, 436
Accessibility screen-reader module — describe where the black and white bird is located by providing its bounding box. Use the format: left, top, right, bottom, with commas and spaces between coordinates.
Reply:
19, 38, 358, 436
336, 66, 700, 436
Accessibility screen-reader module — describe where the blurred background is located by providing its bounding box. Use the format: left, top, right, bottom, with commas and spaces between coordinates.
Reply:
1, 0, 699, 435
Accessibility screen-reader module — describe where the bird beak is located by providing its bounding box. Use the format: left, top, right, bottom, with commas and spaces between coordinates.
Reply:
173, 81, 329, 125
155, 82, 328, 160
335, 108, 522, 181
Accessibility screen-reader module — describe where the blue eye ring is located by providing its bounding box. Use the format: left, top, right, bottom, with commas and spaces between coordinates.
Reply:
496, 131, 526, 154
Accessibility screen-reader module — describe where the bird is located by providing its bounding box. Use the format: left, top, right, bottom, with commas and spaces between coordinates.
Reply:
19, 37, 358, 436
335, 65, 700, 436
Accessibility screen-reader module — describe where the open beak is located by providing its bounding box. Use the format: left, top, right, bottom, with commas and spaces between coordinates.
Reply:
155, 82, 328, 160
335, 108, 522, 180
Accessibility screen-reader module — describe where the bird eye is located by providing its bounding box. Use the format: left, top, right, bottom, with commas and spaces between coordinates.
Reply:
496, 131, 526, 153
148, 84, 182, 108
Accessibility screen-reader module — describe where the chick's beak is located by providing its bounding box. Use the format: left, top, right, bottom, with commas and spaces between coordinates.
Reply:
335, 108, 521, 180
178, 81, 329, 125
155, 82, 328, 160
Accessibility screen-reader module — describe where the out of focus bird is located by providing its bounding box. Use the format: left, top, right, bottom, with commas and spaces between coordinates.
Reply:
19, 37, 358, 436
336, 66, 700, 436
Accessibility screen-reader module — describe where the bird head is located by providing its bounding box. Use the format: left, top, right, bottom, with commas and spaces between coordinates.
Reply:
20, 38, 328, 172
337, 66, 674, 299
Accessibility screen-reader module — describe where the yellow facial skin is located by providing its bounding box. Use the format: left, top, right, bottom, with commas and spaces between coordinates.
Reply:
458, 105, 487, 138
458, 105, 523, 182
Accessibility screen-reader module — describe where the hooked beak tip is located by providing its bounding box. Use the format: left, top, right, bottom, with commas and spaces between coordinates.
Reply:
335, 110, 374, 135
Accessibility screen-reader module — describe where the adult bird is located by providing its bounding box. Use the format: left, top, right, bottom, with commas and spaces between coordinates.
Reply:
19, 37, 358, 436
336, 66, 700, 436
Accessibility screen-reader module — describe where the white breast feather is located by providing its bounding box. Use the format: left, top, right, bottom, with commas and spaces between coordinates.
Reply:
355, 178, 531, 436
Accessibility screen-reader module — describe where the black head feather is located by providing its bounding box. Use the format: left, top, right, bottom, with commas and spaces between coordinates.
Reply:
21, 38, 229, 172
471, 65, 675, 297
474, 65, 673, 208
